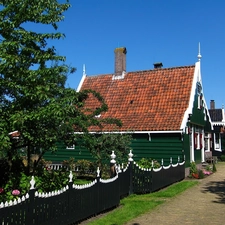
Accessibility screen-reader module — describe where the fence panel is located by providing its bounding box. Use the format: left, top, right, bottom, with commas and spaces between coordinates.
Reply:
118, 164, 131, 198
98, 177, 120, 212
66, 181, 99, 224
132, 163, 152, 194
0, 158, 185, 225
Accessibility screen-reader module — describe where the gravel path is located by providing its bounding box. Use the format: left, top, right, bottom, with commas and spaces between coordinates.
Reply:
124, 162, 225, 225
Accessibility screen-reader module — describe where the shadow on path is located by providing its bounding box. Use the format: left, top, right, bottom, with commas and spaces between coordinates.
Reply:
201, 178, 225, 204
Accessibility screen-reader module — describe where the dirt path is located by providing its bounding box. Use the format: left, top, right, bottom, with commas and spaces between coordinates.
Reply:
124, 162, 225, 225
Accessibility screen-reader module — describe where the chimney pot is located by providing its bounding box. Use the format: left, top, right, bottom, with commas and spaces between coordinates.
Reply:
153, 62, 163, 69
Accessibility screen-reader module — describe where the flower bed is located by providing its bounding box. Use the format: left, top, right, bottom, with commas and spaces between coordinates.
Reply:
189, 162, 216, 179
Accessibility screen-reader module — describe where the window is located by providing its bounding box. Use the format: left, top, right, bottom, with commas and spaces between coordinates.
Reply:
194, 128, 203, 149
214, 133, 221, 150
204, 133, 211, 151
66, 145, 75, 150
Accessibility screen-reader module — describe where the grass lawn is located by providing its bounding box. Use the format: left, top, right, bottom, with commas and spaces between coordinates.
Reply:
86, 180, 198, 225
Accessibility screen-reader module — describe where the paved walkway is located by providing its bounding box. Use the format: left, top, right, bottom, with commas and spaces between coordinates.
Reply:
125, 162, 225, 225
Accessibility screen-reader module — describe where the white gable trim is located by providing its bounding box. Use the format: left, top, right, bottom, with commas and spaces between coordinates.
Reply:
180, 61, 213, 131
77, 65, 87, 92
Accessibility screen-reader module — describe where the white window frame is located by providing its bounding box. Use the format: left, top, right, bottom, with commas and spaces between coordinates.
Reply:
204, 133, 210, 152
195, 128, 200, 149
214, 133, 221, 150
66, 144, 75, 150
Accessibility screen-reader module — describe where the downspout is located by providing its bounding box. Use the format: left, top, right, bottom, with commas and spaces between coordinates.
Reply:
201, 131, 205, 162
190, 127, 195, 162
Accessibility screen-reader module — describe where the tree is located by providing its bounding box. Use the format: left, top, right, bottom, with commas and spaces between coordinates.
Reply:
0, 0, 72, 172
0, 0, 122, 174
82, 132, 133, 172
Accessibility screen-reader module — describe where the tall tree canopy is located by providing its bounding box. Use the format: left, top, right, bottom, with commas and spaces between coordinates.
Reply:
0, 0, 122, 173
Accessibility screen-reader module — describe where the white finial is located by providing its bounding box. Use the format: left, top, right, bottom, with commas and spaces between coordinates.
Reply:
110, 151, 116, 164
197, 42, 202, 61
83, 64, 86, 76
30, 176, 35, 189
69, 171, 73, 182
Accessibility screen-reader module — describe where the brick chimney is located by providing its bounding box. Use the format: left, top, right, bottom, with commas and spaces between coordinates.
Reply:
114, 47, 127, 76
210, 100, 215, 109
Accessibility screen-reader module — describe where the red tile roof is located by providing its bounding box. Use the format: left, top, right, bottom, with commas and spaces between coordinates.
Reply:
80, 65, 195, 132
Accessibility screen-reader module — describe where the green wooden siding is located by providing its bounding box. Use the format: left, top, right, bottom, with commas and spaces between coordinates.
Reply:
131, 133, 183, 166
44, 141, 93, 163
44, 133, 183, 166
183, 133, 190, 167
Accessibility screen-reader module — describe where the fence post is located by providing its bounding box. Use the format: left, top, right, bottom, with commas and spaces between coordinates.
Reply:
128, 150, 133, 195
25, 176, 36, 225
110, 151, 116, 178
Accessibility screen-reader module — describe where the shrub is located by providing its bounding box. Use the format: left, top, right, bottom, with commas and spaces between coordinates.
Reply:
220, 155, 225, 162
212, 163, 217, 172
138, 158, 161, 169
0, 172, 30, 203
205, 164, 212, 172
189, 162, 198, 175
62, 157, 75, 171
35, 169, 73, 193
198, 170, 204, 179
76, 160, 95, 176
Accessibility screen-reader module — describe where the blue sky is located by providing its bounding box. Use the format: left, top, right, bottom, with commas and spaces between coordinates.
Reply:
33, 0, 225, 108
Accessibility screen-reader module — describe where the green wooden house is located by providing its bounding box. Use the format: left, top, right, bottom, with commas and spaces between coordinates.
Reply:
44, 46, 214, 167
208, 100, 225, 156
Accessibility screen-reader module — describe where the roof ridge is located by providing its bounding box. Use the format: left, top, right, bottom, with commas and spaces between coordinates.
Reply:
86, 65, 195, 78
128, 65, 195, 74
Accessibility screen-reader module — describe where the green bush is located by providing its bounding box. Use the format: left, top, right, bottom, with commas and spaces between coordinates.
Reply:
220, 155, 225, 162
212, 163, 217, 172
76, 160, 95, 176
62, 157, 75, 171
189, 162, 198, 175
35, 169, 73, 193
138, 158, 161, 169
198, 170, 204, 179
0, 172, 30, 203
205, 164, 212, 172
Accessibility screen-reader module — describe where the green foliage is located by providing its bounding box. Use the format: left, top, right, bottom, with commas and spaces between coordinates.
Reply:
0, 0, 73, 172
205, 164, 212, 171
34, 169, 72, 193
138, 158, 161, 169
82, 132, 132, 171
62, 157, 75, 171
0, 171, 30, 203
0, 158, 10, 186
198, 169, 204, 179
0, 1, 123, 174
220, 155, 225, 161
212, 163, 217, 172
189, 162, 198, 175
76, 159, 95, 176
